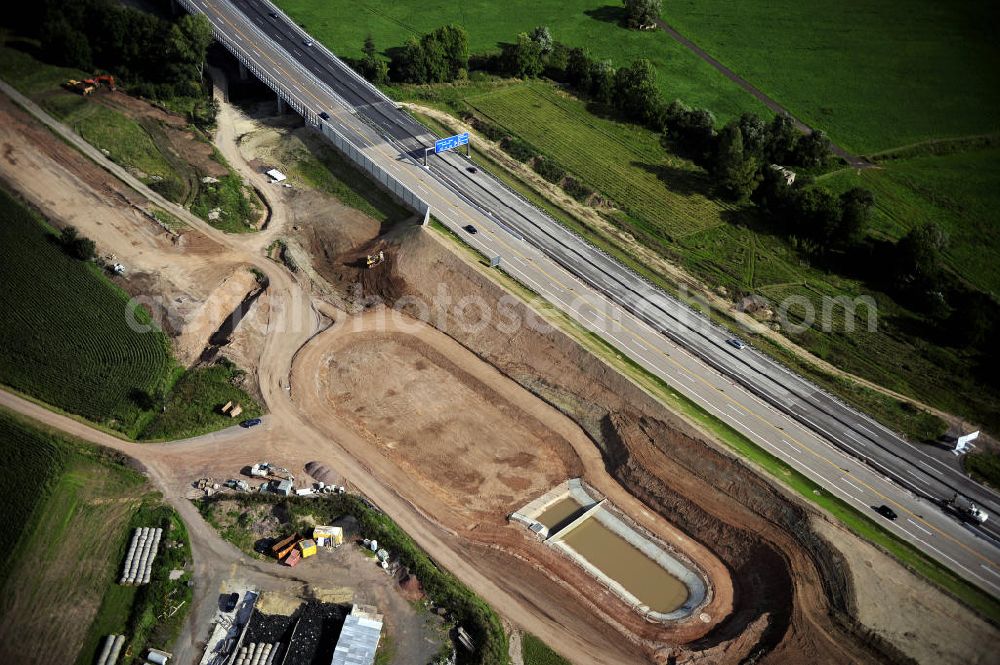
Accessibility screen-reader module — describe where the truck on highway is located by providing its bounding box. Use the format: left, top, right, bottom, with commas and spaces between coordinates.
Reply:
942, 494, 989, 524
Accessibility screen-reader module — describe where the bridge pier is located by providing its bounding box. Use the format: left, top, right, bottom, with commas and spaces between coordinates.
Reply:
238, 62, 249, 81
276, 95, 288, 114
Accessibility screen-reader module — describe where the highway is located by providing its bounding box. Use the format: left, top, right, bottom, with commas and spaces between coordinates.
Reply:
183, 0, 1000, 595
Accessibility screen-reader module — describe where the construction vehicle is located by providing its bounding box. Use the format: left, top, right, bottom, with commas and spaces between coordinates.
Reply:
366, 250, 385, 268
942, 494, 989, 524
63, 74, 116, 96
64, 79, 95, 95
92, 74, 116, 91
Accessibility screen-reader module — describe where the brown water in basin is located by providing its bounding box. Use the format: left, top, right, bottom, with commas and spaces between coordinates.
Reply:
536, 496, 585, 530
559, 515, 688, 613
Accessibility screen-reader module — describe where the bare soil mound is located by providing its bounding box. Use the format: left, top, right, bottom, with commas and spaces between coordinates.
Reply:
315, 331, 579, 517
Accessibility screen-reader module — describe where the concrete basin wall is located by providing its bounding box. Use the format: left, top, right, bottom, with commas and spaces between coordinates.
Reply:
511, 478, 709, 622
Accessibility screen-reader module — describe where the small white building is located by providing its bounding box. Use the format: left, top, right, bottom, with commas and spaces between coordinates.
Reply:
266, 168, 287, 183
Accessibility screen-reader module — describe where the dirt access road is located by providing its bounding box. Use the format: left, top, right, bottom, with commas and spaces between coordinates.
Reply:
655, 19, 871, 168
290, 308, 732, 645
0, 83, 722, 664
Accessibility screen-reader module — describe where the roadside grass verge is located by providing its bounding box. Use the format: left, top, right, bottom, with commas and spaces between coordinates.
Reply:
0, 408, 192, 664
466, 82, 730, 240
140, 360, 262, 441
282, 134, 412, 224
199, 492, 509, 665
428, 221, 1000, 624
964, 452, 1000, 492
0, 41, 88, 96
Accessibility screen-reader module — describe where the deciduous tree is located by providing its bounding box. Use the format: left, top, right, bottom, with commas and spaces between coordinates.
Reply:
623, 0, 662, 29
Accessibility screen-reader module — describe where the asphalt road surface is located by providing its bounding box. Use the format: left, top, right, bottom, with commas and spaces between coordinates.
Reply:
181, 0, 1000, 595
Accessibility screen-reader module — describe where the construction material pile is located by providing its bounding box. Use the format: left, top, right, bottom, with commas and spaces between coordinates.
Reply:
119, 527, 163, 585
282, 601, 348, 665
95, 635, 125, 665
232, 642, 280, 665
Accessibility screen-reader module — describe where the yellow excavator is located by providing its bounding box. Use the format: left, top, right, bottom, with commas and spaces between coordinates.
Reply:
366, 250, 385, 268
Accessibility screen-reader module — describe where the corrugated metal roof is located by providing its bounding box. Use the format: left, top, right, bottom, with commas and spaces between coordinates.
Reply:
330, 605, 383, 665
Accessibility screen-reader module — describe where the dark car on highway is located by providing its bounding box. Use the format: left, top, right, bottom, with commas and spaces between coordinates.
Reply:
268, 11, 278, 18
463, 225, 478, 234
875, 504, 898, 521
726, 338, 746, 350
318, 111, 330, 121
467, 166, 478, 174
240, 418, 262, 429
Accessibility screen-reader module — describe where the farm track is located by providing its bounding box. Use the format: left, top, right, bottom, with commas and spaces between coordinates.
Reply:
655, 19, 872, 169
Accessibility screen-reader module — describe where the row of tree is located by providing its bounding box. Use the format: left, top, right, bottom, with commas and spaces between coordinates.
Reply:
355, 24, 1000, 353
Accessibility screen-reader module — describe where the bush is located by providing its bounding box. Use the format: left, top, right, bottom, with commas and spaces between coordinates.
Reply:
965, 452, 1000, 489
59, 225, 96, 261
532, 156, 566, 184
149, 177, 186, 203
499, 136, 536, 163
562, 177, 594, 203
470, 117, 507, 143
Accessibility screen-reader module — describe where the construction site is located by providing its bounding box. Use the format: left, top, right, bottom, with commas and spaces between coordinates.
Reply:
0, 47, 998, 665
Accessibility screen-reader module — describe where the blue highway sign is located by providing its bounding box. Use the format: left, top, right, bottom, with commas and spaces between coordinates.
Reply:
434, 132, 469, 154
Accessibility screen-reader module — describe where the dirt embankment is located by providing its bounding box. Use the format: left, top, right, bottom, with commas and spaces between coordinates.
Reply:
332, 226, 918, 664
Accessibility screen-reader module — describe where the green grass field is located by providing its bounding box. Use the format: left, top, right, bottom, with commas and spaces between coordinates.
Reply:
275, 0, 769, 123
0, 187, 176, 436
0, 410, 191, 664
468, 82, 730, 240
666, 0, 1000, 153
140, 362, 262, 440
0, 413, 66, 589
821, 145, 1000, 298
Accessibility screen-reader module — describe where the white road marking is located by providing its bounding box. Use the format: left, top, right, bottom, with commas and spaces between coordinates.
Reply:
840, 477, 864, 494
856, 423, 876, 436
907, 519, 932, 536
838, 440, 868, 459
726, 403, 744, 417
843, 430, 866, 445
981, 565, 1000, 580
918, 459, 943, 476
850, 496, 871, 511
